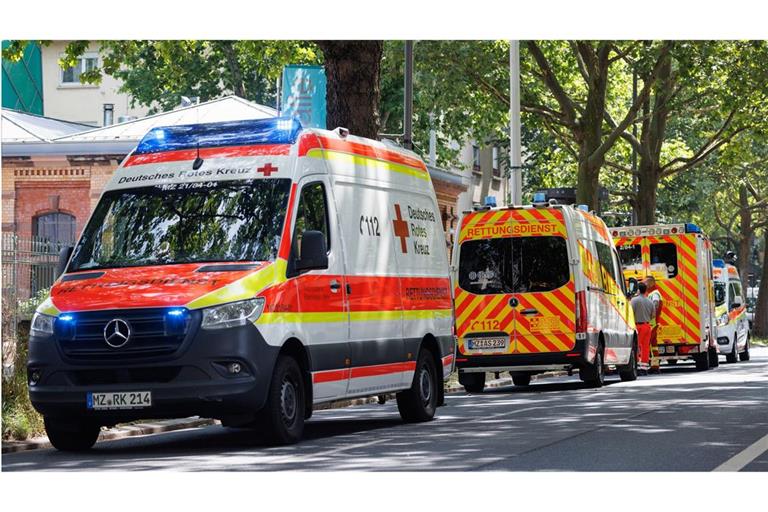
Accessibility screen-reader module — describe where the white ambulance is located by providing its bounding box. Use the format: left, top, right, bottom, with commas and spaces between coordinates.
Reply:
451, 197, 638, 391
29, 118, 455, 450
712, 259, 751, 362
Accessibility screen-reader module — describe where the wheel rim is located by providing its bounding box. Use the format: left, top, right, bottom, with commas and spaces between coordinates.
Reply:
280, 377, 298, 426
419, 365, 432, 405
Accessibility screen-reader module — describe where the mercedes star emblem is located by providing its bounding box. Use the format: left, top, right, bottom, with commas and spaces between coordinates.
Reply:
103, 318, 131, 348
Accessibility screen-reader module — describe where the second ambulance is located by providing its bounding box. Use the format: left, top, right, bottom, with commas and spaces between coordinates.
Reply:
712, 259, 751, 363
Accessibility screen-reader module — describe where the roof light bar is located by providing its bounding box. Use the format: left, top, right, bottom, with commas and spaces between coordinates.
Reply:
713, 259, 725, 268
684, 223, 702, 233
134, 117, 303, 155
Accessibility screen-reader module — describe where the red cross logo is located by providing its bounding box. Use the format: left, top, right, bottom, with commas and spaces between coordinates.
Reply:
393, 204, 410, 254
257, 163, 278, 176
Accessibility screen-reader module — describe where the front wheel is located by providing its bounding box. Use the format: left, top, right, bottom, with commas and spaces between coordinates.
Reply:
257, 355, 305, 445
44, 417, 100, 452
709, 346, 719, 368
726, 337, 738, 364
740, 339, 750, 361
619, 346, 638, 382
397, 348, 438, 423
459, 371, 486, 393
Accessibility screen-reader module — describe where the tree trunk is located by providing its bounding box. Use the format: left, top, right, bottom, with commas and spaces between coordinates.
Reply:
737, 184, 754, 289
753, 229, 768, 337
635, 165, 659, 225
315, 41, 383, 139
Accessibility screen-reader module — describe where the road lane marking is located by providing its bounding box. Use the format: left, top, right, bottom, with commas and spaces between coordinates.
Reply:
713, 432, 768, 472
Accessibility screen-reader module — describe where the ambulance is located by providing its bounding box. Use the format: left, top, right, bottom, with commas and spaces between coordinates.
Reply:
613, 224, 717, 370
28, 117, 455, 450
712, 259, 750, 363
452, 198, 638, 392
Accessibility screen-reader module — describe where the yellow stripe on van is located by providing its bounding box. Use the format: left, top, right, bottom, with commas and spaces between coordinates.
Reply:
306, 148, 429, 181
37, 297, 61, 316
185, 259, 287, 310
256, 308, 451, 325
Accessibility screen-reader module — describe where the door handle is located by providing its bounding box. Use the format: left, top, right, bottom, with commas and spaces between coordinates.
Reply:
330, 280, 341, 293
521, 308, 538, 316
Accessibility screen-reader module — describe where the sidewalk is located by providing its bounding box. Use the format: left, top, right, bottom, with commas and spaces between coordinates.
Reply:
2, 370, 568, 454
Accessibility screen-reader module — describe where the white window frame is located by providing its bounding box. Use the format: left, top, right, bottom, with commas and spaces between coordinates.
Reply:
59, 52, 99, 87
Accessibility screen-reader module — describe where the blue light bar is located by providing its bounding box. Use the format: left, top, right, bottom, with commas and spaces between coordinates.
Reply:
134, 117, 303, 155
484, 196, 497, 207
55, 313, 76, 340
713, 259, 725, 268
685, 223, 701, 233
533, 192, 546, 203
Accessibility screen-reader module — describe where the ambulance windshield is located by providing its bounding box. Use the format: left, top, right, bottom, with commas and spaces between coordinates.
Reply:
714, 282, 726, 306
458, 237, 570, 294
68, 179, 292, 271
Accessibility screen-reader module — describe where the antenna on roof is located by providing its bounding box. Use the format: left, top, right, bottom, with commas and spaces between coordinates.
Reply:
192, 141, 204, 170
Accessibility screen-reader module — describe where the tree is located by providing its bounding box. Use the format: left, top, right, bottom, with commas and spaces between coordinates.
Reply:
314, 41, 383, 139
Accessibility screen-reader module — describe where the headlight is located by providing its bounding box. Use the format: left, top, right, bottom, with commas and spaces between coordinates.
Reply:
201, 298, 265, 330
31, 312, 55, 336
717, 313, 729, 327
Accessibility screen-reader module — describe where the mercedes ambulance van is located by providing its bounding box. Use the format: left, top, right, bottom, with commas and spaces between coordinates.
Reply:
28, 118, 455, 450
712, 259, 750, 362
452, 199, 638, 392
613, 223, 717, 370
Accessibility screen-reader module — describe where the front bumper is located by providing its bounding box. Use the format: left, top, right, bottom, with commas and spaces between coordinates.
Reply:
27, 317, 279, 425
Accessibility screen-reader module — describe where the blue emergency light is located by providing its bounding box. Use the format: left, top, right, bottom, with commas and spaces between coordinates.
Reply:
134, 117, 304, 155
484, 196, 497, 207
684, 223, 702, 233
712, 259, 725, 268
165, 308, 188, 336
54, 313, 76, 340
533, 192, 547, 203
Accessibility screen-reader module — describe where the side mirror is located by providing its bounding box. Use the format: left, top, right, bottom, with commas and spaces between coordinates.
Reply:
730, 296, 743, 310
294, 230, 328, 273
626, 277, 638, 297
56, 246, 74, 279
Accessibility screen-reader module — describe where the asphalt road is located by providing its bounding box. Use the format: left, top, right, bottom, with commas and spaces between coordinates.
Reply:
4, 347, 768, 471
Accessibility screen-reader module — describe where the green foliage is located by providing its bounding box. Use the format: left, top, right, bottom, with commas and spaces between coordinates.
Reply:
2, 324, 44, 441
17, 287, 51, 320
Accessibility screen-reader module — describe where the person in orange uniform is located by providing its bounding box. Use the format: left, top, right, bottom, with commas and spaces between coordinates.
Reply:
646, 276, 663, 373
630, 281, 654, 374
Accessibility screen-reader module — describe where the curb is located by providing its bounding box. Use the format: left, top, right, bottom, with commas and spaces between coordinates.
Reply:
2, 370, 568, 454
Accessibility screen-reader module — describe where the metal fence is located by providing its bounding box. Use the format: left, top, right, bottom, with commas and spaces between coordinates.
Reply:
2, 234, 70, 374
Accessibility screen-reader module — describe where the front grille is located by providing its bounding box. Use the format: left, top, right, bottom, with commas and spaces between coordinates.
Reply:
57, 308, 194, 360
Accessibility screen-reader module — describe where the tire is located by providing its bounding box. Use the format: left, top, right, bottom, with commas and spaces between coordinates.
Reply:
694, 350, 710, 371
397, 347, 438, 423
257, 355, 305, 445
459, 371, 485, 393
512, 374, 531, 387
580, 344, 605, 388
739, 338, 750, 361
709, 346, 719, 368
44, 417, 100, 452
726, 337, 738, 364
619, 346, 638, 382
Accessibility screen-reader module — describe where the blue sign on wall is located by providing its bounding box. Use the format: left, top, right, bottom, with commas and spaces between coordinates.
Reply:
280, 65, 327, 129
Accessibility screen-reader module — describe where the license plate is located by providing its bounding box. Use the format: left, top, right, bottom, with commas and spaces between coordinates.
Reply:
467, 337, 509, 350
87, 391, 152, 410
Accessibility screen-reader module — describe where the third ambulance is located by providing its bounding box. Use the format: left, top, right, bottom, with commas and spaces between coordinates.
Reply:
613, 223, 717, 370
452, 198, 638, 391
712, 259, 750, 363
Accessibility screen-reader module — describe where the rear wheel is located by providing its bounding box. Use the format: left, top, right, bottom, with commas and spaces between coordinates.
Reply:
257, 355, 305, 445
512, 374, 531, 387
739, 338, 750, 361
459, 371, 486, 393
694, 350, 710, 371
44, 417, 100, 452
726, 337, 738, 364
709, 346, 719, 368
619, 346, 638, 382
397, 347, 438, 423
580, 344, 605, 388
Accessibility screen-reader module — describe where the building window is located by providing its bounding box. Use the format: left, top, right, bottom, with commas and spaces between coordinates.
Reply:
33, 212, 76, 244
492, 146, 501, 178
472, 145, 481, 173
61, 54, 98, 85
103, 103, 114, 126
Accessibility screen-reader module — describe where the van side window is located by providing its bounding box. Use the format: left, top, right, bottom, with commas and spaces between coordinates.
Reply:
613, 250, 628, 296
618, 244, 642, 268
293, 182, 330, 254
595, 241, 618, 294
650, 242, 678, 278
729, 281, 742, 308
